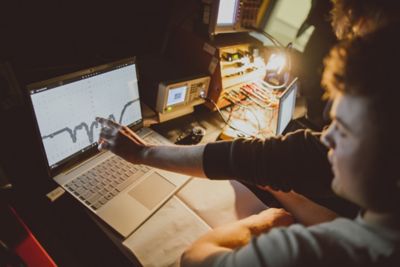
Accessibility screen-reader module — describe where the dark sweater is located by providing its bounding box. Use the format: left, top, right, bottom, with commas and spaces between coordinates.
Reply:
203, 129, 333, 197
203, 129, 360, 218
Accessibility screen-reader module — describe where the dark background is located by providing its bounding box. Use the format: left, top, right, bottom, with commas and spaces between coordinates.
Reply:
1, 0, 177, 83
0, 1, 197, 266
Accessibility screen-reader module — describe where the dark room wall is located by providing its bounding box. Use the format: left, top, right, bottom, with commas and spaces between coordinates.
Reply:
1, 0, 174, 84
0, 0, 199, 192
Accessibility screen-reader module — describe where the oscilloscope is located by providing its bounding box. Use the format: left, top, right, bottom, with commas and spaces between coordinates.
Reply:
154, 76, 210, 122
138, 57, 210, 122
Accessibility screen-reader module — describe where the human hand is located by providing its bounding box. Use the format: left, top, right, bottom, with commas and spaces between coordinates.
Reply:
255, 186, 339, 226
96, 117, 148, 164
188, 208, 293, 251
241, 208, 294, 235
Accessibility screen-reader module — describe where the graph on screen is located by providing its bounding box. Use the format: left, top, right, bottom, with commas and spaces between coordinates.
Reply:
41, 99, 137, 144
30, 65, 142, 167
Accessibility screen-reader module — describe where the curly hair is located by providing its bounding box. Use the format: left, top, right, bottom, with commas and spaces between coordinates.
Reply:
322, 23, 400, 116
331, 0, 400, 39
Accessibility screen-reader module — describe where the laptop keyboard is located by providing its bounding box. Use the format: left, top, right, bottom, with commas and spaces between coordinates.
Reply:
65, 156, 152, 210
65, 131, 170, 210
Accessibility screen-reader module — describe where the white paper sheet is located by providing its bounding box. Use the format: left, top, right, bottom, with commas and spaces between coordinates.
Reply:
176, 179, 268, 228
123, 196, 211, 267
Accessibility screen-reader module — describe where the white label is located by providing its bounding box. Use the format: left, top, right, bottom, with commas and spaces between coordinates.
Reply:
46, 186, 65, 202
203, 43, 216, 56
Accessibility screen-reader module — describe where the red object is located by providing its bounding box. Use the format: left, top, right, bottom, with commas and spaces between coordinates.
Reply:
10, 207, 57, 267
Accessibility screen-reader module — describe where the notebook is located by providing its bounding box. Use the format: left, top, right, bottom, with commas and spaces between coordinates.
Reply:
27, 58, 190, 237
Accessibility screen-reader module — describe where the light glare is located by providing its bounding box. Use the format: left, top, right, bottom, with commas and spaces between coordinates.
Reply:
266, 54, 286, 74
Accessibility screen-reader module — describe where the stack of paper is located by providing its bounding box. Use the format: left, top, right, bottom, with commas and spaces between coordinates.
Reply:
123, 178, 268, 267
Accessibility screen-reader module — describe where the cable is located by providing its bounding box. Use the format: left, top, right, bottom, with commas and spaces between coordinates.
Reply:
227, 92, 263, 133
202, 96, 257, 138
222, 96, 236, 124
245, 25, 284, 47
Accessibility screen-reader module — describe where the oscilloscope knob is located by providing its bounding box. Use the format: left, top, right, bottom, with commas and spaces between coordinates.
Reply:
199, 90, 206, 99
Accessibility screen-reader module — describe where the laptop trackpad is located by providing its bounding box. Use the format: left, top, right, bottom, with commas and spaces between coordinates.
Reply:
128, 172, 176, 210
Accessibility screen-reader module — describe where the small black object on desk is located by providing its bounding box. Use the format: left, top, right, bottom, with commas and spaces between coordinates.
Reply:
175, 126, 206, 145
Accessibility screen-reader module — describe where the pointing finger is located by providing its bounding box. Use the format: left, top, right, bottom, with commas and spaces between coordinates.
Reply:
96, 117, 121, 129
98, 140, 109, 151
98, 138, 115, 151
101, 125, 119, 136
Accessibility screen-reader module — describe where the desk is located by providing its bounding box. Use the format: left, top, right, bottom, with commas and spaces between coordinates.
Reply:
92, 177, 268, 267
11, 93, 303, 267
150, 78, 305, 143
86, 95, 306, 267
124, 180, 267, 267
0, 91, 306, 267
150, 99, 306, 144
150, 105, 225, 144
86, 106, 269, 266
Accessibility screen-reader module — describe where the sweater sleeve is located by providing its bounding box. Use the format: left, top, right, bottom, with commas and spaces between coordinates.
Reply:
203, 129, 333, 196
209, 218, 393, 267
209, 225, 332, 267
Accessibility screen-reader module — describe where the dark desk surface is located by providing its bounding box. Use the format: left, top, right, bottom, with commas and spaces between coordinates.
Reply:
149, 96, 306, 144
1, 95, 306, 267
150, 105, 225, 144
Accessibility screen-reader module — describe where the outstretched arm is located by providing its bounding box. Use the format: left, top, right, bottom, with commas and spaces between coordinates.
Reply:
260, 186, 338, 225
97, 118, 335, 198
181, 208, 293, 267
203, 129, 334, 196
97, 117, 207, 178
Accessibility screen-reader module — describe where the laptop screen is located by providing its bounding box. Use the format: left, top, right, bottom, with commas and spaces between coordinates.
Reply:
28, 58, 142, 171
276, 80, 297, 135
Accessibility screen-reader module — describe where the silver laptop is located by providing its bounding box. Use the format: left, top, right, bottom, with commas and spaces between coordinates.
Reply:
27, 58, 190, 237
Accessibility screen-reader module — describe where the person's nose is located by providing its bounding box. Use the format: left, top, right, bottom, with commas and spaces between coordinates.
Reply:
321, 123, 335, 149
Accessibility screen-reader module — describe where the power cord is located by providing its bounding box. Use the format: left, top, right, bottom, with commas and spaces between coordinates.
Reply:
200, 95, 257, 138
224, 93, 262, 134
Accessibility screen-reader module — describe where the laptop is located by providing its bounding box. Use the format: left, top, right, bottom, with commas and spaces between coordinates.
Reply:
27, 58, 190, 237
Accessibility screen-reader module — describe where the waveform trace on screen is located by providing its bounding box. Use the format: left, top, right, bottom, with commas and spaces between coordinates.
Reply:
41, 99, 137, 144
